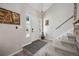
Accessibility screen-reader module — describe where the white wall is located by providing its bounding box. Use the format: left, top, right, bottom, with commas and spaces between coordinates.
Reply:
44, 3, 74, 39
0, 3, 40, 56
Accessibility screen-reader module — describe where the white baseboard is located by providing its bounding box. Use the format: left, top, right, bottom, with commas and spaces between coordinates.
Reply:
8, 48, 23, 56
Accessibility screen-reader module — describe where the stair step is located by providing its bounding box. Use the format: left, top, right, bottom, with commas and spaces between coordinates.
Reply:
55, 47, 77, 56
45, 44, 66, 56
73, 19, 79, 24
67, 34, 76, 42
49, 42, 77, 56
53, 41, 76, 51
61, 41, 77, 50
44, 46, 66, 56
53, 42, 78, 54
67, 33, 76, 38
53, 48, 69, 56
61, 39, 75, 45
74, 23, 79, 30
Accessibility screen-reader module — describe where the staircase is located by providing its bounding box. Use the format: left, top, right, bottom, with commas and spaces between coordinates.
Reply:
39, 19, 79, 56
41, 19, 79, 56
33, 27, 79, 56
52, 33, 78, 56
38, 3, 79, 56
37, 31, 79, 56
32, 31, 78, 56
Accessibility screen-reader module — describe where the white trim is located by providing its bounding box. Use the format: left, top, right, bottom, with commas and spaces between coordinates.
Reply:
8, 48, 23, 56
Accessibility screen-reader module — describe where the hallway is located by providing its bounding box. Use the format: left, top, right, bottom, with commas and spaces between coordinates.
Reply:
0, 3, 79, 56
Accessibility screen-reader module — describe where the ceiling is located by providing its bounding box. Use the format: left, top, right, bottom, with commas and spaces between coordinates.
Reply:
28, 3, 53, 12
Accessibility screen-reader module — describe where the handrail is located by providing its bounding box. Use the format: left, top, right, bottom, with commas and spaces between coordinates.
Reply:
56, 15, 73, 30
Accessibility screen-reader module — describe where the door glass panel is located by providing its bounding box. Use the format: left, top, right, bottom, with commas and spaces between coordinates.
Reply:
26, 16, 31, 38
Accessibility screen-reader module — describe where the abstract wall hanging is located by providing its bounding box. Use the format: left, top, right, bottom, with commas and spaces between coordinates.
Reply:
0, 7, 20, 25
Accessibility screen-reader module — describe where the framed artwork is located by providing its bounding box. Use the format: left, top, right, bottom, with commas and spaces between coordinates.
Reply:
12, 12, 20, 25
0, 7, 20, 25
45, 20, 49, 26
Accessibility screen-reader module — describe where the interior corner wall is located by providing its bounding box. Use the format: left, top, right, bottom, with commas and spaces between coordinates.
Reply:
44, 3, 74, 39
0, 3, 40, 56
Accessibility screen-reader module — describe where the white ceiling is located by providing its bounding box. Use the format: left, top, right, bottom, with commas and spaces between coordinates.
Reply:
28, 3, 53, 12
